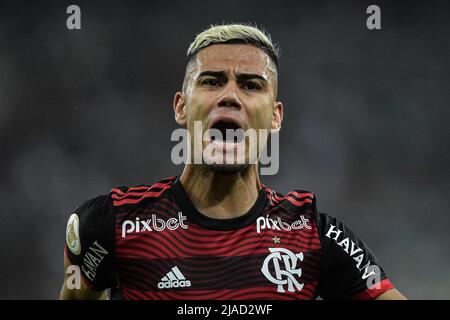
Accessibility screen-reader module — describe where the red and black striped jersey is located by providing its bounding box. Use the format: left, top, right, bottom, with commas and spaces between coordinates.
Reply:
64, 176, 394, 300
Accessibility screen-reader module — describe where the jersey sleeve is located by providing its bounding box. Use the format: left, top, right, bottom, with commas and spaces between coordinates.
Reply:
315, 209, 395, 299
64, 194, 118, 291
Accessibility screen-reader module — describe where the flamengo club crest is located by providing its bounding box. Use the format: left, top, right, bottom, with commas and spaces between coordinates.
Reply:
261, 248, 304, 293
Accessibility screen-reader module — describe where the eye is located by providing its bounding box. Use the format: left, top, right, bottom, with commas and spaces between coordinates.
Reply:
242, 81, 261, 91
201, 78, 220, 87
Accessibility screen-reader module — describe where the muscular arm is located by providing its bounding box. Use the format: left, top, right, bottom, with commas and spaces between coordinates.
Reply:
59, 251, 108, 300
60, 195, 117, 299
316, 210, 404, 299
375, 288, 407, 300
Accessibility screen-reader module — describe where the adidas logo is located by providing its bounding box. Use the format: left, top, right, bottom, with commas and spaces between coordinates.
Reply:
157, 266, 191, 289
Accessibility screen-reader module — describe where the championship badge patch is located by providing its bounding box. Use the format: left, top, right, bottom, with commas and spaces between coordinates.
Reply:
66, 213, 81, 255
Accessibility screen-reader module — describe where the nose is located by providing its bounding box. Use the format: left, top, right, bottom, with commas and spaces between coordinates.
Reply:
217, 81, 242, 110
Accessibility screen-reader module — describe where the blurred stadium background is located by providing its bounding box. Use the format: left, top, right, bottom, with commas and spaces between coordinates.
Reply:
0, 0, 448, 299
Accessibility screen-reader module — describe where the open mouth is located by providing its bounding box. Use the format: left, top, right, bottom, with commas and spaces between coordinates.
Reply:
208, 119, 245, 144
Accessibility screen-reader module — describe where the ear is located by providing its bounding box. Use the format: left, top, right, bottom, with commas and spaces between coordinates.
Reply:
271, 101, 284, 133
173, 91, 187, 126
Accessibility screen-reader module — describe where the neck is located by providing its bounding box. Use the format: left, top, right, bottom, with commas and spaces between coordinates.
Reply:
179, 164, 261, 219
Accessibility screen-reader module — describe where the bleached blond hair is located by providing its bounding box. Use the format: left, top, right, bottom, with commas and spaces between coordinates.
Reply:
182, 23, 280, 93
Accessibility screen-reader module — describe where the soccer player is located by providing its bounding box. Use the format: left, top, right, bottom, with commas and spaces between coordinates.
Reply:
60, 23, 406, 300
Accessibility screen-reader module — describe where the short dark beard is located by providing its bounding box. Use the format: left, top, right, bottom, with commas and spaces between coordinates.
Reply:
206, 163, 249, 175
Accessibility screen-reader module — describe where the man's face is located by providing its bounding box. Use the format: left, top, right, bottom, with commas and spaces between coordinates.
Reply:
174, 44, 283, 174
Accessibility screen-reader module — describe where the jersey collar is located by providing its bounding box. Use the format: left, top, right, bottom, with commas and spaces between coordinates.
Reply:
171, 176, 267, 231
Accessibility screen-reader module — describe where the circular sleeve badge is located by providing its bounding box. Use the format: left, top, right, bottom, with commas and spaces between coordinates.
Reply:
66, 213, 81, 255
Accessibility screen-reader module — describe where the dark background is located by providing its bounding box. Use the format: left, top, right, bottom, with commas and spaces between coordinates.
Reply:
0, 0, 448, 299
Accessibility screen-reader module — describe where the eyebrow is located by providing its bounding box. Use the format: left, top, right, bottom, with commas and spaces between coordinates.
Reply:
197, 70, 268, 83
